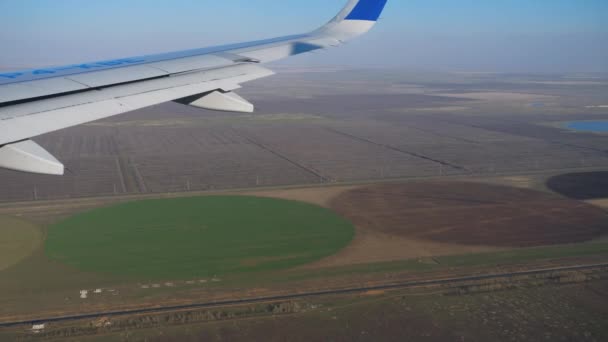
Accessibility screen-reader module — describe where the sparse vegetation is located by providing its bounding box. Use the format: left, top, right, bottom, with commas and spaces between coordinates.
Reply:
4, 271, 607, 342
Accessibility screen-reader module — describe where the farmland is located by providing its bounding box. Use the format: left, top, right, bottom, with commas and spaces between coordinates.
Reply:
0, 216, 44, 271
127, 280, 608, 342
547, 171, 608, 199
331, 182, 608, 247
46, 196, 354, 279
1, 179, 608, 324
3, 266, 608, 341
173, 279, 606, 342
1, 69, 608, 340
1, 70, 608, 202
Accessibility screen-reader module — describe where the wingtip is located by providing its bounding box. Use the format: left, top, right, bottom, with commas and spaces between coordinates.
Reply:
315, 0, 387, 41
344, 0, 388, 22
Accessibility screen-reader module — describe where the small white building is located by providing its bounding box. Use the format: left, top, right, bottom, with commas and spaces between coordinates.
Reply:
31, 324, 45, 333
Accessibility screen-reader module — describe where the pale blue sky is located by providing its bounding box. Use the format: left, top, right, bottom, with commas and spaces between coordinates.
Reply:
1, 0, 607, 72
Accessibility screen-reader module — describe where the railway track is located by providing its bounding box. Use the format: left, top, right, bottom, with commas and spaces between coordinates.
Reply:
2, 262, 607, 328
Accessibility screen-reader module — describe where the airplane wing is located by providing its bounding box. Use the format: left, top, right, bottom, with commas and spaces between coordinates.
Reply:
0, 0, 388, 175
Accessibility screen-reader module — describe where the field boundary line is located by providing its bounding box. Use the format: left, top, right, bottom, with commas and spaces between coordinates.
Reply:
326, 127, 469, 172
238, 131, 330, 183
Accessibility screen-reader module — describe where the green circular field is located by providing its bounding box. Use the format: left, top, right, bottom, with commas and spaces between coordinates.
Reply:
46, 196, 354, 279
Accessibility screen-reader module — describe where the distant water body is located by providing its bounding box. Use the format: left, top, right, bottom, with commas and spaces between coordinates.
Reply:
565, 121, 608, 133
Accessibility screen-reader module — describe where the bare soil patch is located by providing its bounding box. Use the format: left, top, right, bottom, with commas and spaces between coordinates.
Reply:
248, 186, 358, 208
588, 199, 608, 210
330, 182, 608, 247
304, 228, 500, 268
466, 175, 541, 190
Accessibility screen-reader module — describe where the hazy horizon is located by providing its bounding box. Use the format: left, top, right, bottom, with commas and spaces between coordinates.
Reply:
1, 0, 607, 73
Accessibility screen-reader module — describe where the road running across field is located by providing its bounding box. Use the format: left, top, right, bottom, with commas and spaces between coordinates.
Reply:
2, 262, 607, 328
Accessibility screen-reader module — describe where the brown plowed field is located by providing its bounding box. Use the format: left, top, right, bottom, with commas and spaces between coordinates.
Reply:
330, 182, 608, 247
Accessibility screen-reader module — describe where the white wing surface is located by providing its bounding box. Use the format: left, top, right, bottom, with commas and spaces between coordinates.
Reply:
0, 0, 388, 175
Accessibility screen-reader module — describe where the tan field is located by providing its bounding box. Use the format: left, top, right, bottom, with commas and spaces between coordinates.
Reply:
0, 216, 44, 271
588, 199, 608, 209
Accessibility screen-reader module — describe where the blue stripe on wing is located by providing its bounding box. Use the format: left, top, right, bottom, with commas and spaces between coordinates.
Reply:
0, 34, 309, 86
345, 0, 388, 22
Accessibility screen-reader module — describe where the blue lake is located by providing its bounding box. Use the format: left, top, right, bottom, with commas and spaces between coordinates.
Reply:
565, 121, 608, 133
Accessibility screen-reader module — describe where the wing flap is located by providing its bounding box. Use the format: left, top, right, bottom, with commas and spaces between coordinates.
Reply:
0, 63, 268, 120
147, 54, 234, 74
0, 64, 274, 145
178, 91, 255, 113
66, 64, 168, 88
0, 140, 64, 175
0, 78, 89, 104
